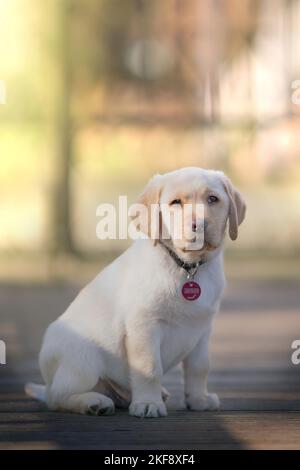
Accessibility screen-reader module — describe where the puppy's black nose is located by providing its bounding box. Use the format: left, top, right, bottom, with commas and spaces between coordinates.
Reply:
192, 220, 208, 232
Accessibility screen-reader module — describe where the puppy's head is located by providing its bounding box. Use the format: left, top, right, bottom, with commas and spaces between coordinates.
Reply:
132, 167, 246, 263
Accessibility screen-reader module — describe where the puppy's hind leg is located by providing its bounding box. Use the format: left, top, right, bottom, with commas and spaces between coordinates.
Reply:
47, 360, 115, 416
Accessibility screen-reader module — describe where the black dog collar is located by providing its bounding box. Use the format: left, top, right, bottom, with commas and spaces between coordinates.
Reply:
159, 241, 206, 277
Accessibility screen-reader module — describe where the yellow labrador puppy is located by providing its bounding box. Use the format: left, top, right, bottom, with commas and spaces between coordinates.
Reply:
26, 168, 246, 418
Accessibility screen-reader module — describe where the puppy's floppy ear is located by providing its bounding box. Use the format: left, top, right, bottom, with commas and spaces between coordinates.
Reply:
221, 175, 246, 241
129, 174, 163, 244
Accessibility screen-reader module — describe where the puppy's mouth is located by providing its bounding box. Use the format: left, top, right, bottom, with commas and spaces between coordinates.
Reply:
180, 241, 217, 253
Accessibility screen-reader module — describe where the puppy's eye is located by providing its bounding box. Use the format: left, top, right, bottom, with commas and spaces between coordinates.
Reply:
207, 195, 219, 205
170, 199, 182, 206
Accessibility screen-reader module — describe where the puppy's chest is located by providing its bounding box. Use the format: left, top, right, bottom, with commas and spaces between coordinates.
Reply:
159, 316, 207, 371
158, 277, 221, 369
159, 270, 222, 320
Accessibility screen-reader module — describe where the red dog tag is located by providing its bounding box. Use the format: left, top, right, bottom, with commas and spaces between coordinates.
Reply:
182, 281, 201, 301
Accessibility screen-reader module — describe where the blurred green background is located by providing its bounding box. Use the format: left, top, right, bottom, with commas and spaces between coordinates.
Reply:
1, 0, 300, 284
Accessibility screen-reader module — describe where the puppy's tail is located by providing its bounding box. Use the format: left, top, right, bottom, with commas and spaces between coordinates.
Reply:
25, 382, 46, 402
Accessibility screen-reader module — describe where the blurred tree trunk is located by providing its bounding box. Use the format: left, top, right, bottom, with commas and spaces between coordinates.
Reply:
52, 0, 75, 254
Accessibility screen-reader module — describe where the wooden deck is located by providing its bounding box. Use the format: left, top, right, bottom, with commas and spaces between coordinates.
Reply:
0, 281, 300, 449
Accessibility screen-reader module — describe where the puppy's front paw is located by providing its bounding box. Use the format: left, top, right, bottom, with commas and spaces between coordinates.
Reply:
129, 401, 167, 418
186, 393, 220, 411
